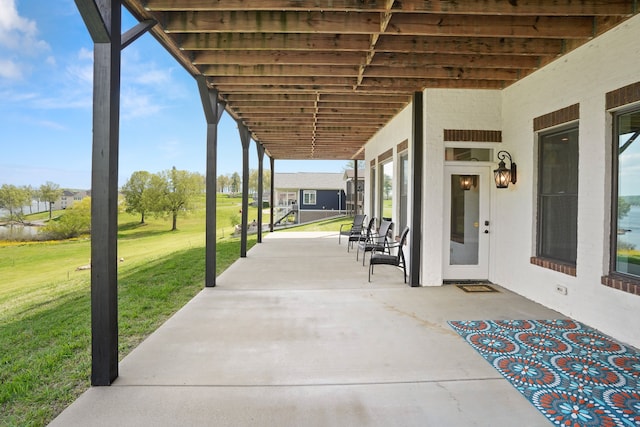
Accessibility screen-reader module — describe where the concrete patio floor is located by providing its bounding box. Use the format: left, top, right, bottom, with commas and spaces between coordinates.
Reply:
50, 231, 561, 427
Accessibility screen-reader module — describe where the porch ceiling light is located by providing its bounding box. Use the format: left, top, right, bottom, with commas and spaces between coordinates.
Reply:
494, 150, 517, 189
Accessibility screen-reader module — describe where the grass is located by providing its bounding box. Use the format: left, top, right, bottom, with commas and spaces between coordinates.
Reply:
0, 195, 259, 426
281, 215, 353, 232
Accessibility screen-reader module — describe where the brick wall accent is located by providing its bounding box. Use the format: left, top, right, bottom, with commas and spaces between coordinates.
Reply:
378, 148, 393, 163
606, 81, 640, 109
533, 104, 580, 131
530, 257, 577, 276
601, 275, 640, 296
443, 129, 502, 142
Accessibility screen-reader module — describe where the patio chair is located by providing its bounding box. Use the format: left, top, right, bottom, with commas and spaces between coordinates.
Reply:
348, 216, 376, 253
356, 220, 393, 265
368, 226, 409, 283
338, 214, 366, 245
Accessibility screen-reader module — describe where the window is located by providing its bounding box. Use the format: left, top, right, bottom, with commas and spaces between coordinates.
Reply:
302, 190, 316, 205
399, 152, 408, 232
612, 107, 640, 280
379, 161, 393, 221
370, 165, 376, 218
537, 126, 579, 265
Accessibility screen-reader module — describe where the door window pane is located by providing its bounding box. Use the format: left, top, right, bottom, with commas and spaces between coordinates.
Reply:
450, 174, 479, 265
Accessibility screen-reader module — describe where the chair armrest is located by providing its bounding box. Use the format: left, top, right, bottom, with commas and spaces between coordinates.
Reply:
339, 224, 352, 232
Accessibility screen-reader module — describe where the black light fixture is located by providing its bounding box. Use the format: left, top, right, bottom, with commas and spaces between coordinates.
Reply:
494, 150, 517, 188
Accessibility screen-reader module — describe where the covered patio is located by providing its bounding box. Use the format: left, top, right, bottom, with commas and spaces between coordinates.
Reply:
51, 231, 562, 426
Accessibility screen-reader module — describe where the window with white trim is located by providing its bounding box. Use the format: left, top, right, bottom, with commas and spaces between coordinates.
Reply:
303, 190, 316, 205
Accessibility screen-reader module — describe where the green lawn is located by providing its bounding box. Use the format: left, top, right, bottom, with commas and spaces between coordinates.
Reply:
0, 195, 260, 426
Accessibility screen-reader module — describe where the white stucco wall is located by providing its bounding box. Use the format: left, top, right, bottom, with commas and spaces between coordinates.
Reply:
364, 104, 413, 270
423, 89, 502, 285
498, 14, 640, 347
363, 14, 640, 347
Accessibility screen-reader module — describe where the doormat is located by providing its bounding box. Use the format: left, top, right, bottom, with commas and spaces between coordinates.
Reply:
448, 319, 640, 426
456, 284, 498, 293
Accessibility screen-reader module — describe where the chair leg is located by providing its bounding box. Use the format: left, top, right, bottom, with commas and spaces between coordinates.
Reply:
368, 263, 372, 282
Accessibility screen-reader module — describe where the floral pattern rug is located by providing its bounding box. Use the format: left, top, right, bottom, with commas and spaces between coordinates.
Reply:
448, 319, 640, 426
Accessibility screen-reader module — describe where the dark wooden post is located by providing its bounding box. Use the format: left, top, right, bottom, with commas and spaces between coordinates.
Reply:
76, 0, 156, 385
270, 156, 275, 232
75, 0, 121, 386
410, 91, 423, 287
239, 125, 251, 257
256, 143, 265, 243
353, 159, 358, 215
197, 77, 225, 287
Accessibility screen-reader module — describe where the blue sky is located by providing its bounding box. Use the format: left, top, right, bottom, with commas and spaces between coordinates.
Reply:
0, 0, 347, 190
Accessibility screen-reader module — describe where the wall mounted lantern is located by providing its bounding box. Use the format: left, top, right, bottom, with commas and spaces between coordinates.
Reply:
494, 150, 517, 188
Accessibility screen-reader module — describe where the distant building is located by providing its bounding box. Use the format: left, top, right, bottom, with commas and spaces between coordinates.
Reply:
51, 190, 90, 210
273, 172, 345, 224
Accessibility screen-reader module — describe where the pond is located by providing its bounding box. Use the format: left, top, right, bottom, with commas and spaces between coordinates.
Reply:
0, 224, 42, 240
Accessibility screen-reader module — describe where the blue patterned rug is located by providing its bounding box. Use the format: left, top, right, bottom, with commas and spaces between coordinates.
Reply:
448, 320, 640, 426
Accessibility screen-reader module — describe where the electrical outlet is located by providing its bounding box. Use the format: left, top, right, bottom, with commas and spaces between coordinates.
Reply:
555, 284, 568, 295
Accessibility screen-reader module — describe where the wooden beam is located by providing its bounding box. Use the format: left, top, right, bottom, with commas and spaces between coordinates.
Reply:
375, 35, 564, 55
75, 0, 111, 43
143, 0, 634, 15
387, 14, 595, 39
177, 33, 370, 51
164, 11, 381, 34
193, 51, 365, 66
371, 53, 541, 69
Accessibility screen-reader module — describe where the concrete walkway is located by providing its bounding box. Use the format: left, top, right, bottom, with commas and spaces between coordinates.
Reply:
50, 232, 560, 426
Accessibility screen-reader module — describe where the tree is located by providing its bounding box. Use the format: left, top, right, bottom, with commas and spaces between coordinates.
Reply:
619, 197, 632, 220
0, 184, 31, 223
230, 172, 241, 193
40, 181, 63, 219
248, 169, 271, 200
148, 167, 204, 231
122, 171, 152, 224
217, 174, 230, 193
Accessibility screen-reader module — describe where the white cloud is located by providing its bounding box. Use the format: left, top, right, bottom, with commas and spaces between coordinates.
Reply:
121, 88, 163, 119
0, 58, 21, 79
78, 47, 92, 61
0, 0, 49, 53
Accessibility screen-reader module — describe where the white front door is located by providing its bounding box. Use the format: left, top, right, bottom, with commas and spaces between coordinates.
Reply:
443, 165, 491, 280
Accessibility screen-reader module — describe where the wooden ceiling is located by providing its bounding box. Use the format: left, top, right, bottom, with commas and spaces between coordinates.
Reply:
122, 0, 637, 160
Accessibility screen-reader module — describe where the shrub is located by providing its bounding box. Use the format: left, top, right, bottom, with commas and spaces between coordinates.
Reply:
41, 198, 91, 239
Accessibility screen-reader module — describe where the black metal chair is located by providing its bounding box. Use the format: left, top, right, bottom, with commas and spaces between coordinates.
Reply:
338, 214, 366, 245
357, 220, 393, 265
368, 227, 409, 283
349, 216, 376, 253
